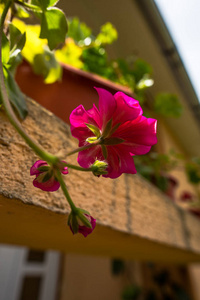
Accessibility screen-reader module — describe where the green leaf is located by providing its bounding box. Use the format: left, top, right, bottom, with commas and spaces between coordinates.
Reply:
154, 93, 183, 118
55, 39, 83, 69
132, 58, 153, 83
40, 7, 68, 50
136, 74, 154, 90
8, 23, 26, 65
14, 4, 30, 18
33, 48, 62, 83
12, 19, 46, 64
3, 67, 28, 119
32, 0, 59, 9
185, 162, 200, 184
96, 22, 118, 45
9, 23, 24, 50
67, 17, 92, 42
1, 32, 9, 64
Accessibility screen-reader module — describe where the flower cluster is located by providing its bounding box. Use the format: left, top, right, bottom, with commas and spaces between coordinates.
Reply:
30, 88, 157, 237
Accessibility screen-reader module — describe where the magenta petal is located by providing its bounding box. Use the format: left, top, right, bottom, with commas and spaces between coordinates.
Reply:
62, 167, 69, 175
87, 104, 102, 128
78, 216, 96, 237
114, 117, 157, 146
61, 161, 69, 175
71, 126, 93, 144
95, 88, 116, 129
30, 160, 48, 176
103, 146, 137, 179
113, 92, 143, 124
33, 177, 60, 192
77, 145, 103, 168
70, 104, 100, 129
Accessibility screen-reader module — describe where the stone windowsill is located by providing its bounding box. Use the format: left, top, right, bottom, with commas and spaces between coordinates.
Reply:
0, 98, 200, 263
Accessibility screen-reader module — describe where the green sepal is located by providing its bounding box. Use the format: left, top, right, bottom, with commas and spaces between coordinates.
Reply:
78, 212, 92, 229
79, 208, 91, 216
102, 118, 112, 138
71, 215, 79, 233
109, 122, 121, 136
86, 136, 98, 144
41, 170, 53, 182
37, 166, 50, 172
103, 137, 124, 145
101, 144, 108, 159
85, 123, 101, 138
40, 7, 68, 50
3, 66, 28, 120
68, 211, 79, 233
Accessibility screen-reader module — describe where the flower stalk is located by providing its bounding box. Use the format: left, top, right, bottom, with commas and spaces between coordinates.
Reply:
66, 142, 98, 157
56, 170, 78, 212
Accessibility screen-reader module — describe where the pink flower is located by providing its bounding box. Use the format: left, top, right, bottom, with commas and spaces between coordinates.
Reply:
70, 88, 157, 178
68, 210, 96, 237
180, 191, 194, 202
30, 160, 68, 192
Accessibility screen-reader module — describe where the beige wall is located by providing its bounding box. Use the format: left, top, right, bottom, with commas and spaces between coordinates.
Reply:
59, 255, 126, 300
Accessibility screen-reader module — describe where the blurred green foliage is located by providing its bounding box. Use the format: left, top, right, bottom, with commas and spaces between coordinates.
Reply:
185, 157, 200, 185
154, 93, 183, 118
121, 285, 142, 300
134, 151, 178, 192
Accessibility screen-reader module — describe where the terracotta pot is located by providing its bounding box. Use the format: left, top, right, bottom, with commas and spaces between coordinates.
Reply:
15, 60, 132, 124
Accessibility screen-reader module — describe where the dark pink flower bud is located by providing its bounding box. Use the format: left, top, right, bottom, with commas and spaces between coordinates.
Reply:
180, 191, 194, 202
68, 209, 96, 237
30, 160, 68, 192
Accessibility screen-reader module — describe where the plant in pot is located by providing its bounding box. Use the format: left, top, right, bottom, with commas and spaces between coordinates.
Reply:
15, 17, 182, 123
14, 14, 183, 197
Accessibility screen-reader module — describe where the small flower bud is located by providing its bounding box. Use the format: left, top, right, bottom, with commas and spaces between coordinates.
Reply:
30, 160, 68, 192
91, 160, 108, 177
68, 209, 96, 237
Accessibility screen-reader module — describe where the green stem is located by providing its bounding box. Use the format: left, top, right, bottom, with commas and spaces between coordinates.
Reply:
56, 171, 77, 212
66, 143, 97, 157
15, 0, 42, 13
0, 2, 58, 165
65, 163, 92, 172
